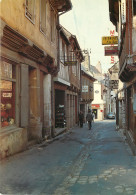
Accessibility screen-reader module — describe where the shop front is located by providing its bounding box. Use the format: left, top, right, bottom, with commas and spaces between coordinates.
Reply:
0, 58, 28, 159
0, 22, 55, 159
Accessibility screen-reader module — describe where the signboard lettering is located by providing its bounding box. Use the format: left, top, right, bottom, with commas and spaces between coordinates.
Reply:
102, 36, 118, 45
121, 0, 126, 24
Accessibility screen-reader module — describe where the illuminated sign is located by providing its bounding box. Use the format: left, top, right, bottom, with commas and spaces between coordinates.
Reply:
102, 36, 118, 45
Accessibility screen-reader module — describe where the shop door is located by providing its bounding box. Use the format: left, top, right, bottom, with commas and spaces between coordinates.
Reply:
93, 109, 97, 119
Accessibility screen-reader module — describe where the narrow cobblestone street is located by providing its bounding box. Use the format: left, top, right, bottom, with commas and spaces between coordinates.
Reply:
0, 120, 136, 195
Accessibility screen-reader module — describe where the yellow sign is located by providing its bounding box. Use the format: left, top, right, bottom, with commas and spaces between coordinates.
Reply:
102, 36, 118, 45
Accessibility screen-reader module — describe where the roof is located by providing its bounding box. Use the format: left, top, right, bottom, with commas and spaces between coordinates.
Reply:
50, 0, 72, 13
60, 25, 84, 61
81, 65, 96, 81
90, 65, 101, 75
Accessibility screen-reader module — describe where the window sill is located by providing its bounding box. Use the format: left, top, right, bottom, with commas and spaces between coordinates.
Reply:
0, 125, 23, 136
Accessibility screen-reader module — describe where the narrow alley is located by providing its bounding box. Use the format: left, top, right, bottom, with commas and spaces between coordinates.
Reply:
0, 120, 136, 195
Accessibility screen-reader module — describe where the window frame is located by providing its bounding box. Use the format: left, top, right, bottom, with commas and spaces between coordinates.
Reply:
40, 0, 47, 35
25, 0, 36, 24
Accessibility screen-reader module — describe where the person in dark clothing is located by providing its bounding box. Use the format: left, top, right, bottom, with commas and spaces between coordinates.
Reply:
78, 111, 84, 127
86, 110, 93, 130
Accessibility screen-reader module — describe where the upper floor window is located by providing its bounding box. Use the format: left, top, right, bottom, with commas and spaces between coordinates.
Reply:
40, 0, 47, 34
133, 0, 136, 16
25, 0, 35, 23
51, 9, 56, 42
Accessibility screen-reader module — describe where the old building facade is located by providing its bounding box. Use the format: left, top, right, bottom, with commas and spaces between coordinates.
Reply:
80, 65, 95, 120
109, 0, 136, 154
0, 0, 72, 159
54, 26, 84, 131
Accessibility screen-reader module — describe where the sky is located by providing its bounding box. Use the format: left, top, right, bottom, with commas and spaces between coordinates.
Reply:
60, 0, 118, 73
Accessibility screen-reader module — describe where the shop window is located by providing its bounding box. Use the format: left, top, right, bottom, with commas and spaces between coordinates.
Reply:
25, 0, 35, 23
40, 0, 47, 34
0, 61, 16, 128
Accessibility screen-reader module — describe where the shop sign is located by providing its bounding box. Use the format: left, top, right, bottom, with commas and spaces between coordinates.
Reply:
102, 36, 118, 45
82, 86, 88, 92
104, 46, 118, 56
64, 61, 77, 66
2, 93, 12, 98
109, 80, 119, 89
121, 0, 126, 24
92, 104, 100, 108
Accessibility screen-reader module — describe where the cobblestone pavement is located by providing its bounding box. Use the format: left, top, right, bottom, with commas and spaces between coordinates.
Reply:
0, 120, 136, 195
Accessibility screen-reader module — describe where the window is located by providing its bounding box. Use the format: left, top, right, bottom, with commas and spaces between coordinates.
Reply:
0, 61, 16, 128
133, 0, 136, 16
25, 0, 35, 23
40, 0, 47, 34
62, 40, 65, 64
51, 9, 56, 42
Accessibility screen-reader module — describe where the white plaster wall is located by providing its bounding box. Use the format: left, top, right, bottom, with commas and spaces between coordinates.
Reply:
92, 81, 104, 120
92, 81, 104, 105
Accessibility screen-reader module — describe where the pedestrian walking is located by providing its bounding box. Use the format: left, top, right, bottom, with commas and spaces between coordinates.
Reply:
92, 112, 95, 123
86, 110, 93, 130
78, 111, 84, 128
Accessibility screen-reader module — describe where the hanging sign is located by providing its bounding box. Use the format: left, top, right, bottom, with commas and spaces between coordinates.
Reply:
121, 0, 126, 24
64, 61, 77, 66
109, 80, 119, 89
105, 46, 118, 56
102, 36, 118, 45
